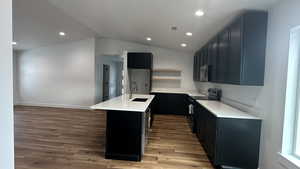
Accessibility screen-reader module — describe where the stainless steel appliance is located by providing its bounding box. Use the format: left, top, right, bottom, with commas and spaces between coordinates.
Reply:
191, 88, 222, 101
199, 65, 209, 82
129, 69, 151, 94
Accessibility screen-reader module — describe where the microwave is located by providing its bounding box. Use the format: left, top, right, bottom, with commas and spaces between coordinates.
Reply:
200, 65, 210, 82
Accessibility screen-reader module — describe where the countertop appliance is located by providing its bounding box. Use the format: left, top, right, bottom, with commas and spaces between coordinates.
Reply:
191, 88, 222, 101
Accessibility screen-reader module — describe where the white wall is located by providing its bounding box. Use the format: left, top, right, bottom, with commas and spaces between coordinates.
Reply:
14, 37, 192, 106
15, 38, 96, 109
0, 0, 14, 169
195, 0, 300, 169
95, 38, 195, 90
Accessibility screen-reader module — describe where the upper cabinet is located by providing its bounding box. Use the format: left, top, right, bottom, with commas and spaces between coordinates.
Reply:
127, 53, 153, 69
217, 28, 230, 83
193, 10, 268, 86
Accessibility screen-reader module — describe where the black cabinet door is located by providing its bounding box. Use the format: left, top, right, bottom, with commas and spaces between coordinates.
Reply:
106, 110, 142, 161
204, 112, 217, 160
196, 103, 262, 169
196, 52, 201, 81
241, 11, 268, 86
217, 28, 230, 83
154, 93, 169, 114
193, 52, 199, 81
127, 53, 152, 69
169, 94, 188, 115
199, 51, 203, 67
228, 18, 242, 84
193, 54, 197, 81
194, 52, 198, 81
204, 45, 209, 66
196, 11, 267, 86
196, 105, 206, 141
209, 37, 219, 82
152, 93, 188, 115
215, 118, 262, 169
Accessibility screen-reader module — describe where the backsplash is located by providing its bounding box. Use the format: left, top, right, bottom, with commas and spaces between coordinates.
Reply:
194, 81, 263, 117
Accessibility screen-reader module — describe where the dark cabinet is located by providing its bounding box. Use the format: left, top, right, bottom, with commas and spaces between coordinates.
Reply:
193, 53, 197, 81
217, 28, 230, 82
209, 37, 219, 82
226, 11, 268, 85
151, 93, 188, 115
194, 102, 262, 169
236, 11, 268, 85
228, 17, 242, 84
193, 44, 210, 82
204, 111, 217, 159
196, 105, 217, 160
193, 10, 268, 86
106, 107, 152, 161
106, 110, 143, 161
193, 51, 201, 81
127, 52, 153, 69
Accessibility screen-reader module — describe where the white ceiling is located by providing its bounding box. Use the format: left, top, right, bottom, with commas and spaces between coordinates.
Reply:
13, 0, 96, 50
14, 0, 279, 52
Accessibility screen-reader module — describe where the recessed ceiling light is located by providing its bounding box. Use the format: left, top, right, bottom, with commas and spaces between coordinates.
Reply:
181, 43, 187, 47
146, 37, 152, 41
59, 32, 66, 36
195, 9, 205, 17
186, 32, 193, 36
12, 41, 17, 45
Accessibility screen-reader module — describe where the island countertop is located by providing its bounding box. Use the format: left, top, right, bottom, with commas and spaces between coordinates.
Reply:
90, 94, 155, 112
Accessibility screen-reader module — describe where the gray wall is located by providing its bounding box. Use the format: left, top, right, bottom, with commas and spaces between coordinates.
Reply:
0, 0, 14, 169
14, 38, 96, 109
194, 0, 300, 168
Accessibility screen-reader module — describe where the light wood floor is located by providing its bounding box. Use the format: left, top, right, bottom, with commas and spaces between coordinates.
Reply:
14, 106, 214, 169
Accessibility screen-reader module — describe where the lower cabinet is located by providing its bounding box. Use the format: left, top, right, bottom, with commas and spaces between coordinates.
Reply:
151, 93, 188, 115
106, 109, 151, 161
106, 111, 142, 161
195, 104, 262, 169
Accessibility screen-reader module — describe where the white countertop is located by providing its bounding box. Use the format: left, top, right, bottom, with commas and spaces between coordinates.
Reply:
197, 100, 261, 120
90, 94, 155, 112
151, 88, 206, 97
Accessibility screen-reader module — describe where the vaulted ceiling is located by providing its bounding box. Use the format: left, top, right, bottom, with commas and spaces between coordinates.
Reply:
13, 0, 95, 50
13, 0, 279, 52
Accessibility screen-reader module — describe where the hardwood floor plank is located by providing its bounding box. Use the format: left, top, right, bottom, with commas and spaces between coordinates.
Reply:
14, 106, 214, 169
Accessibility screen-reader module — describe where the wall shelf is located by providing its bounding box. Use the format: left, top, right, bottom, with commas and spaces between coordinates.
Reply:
153, 69, 182, 73
152, 76, 181, 81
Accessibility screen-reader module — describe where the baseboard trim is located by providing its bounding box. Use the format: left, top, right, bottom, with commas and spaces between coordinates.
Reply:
15, 102, 91, 110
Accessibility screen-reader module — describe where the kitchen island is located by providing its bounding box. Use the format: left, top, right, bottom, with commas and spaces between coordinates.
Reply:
91, 94, 155, 161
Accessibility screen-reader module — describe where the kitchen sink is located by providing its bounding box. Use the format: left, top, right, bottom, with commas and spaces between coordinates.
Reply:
132, 98, 148, 102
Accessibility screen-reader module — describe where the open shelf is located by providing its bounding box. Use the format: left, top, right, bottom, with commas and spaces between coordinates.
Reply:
152, 76, 181, 81
153, 69, 182, 73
